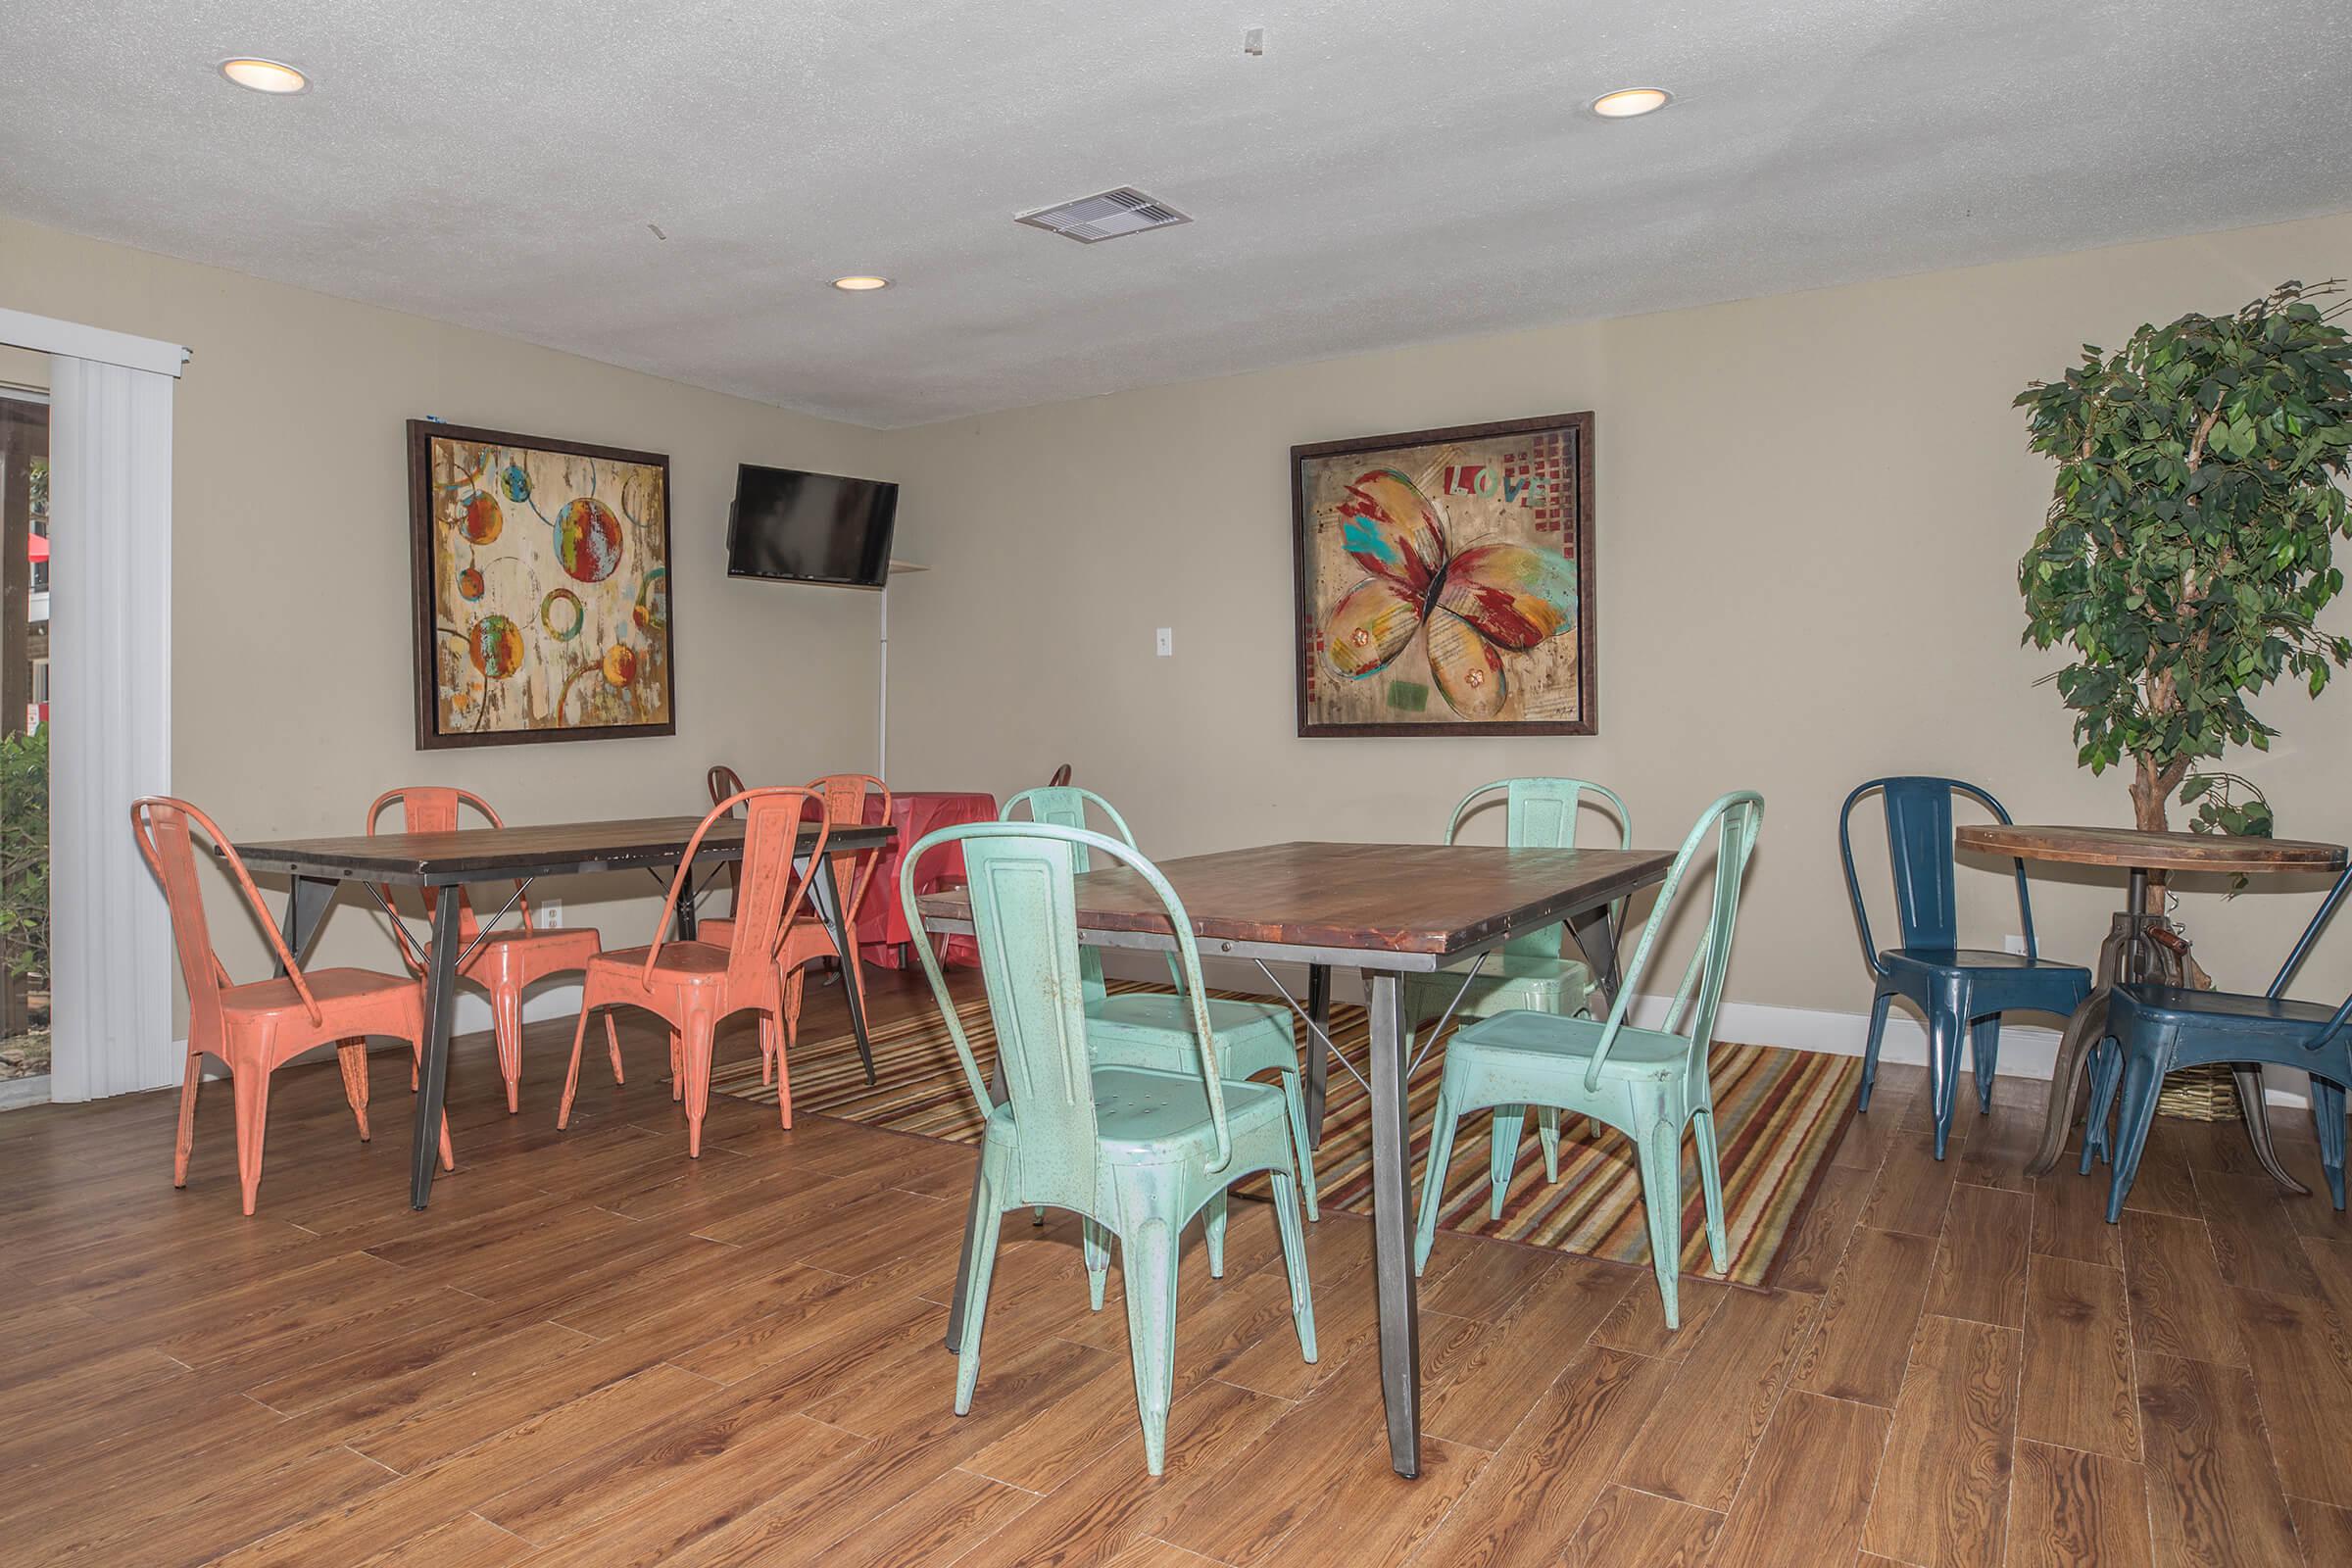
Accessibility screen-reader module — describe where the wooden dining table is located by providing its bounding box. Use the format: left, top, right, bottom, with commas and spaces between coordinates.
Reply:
1956, 823, 2347, 1190
231, 814, 896, 1210
916, 837, 1674, 1479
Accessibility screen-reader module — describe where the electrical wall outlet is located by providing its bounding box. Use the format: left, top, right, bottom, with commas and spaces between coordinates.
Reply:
2002, 933, 2027, 956
536, 900, 564, 930
1155, 627, 1174, 657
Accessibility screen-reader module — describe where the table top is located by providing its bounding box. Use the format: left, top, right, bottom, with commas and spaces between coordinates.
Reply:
234, 814, 897, 886
1956, 823, 2346, 876
916, 840, 1673, 958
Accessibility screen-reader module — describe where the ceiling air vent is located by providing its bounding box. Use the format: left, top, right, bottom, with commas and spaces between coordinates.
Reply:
1014, 186, 1192, 244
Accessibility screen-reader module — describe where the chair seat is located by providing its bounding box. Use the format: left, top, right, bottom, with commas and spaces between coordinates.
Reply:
591, 941, 732, 984
695, 916, 839, 959
2114, 984, 2340, 1029
1409, 956, 1594, 1018
1881, 948, 2088, 976
983, 1066, 1290, 1161
1088, 992, 1291, 1044
1450, 1007, 1688, 1077
221, 966, 421, 1020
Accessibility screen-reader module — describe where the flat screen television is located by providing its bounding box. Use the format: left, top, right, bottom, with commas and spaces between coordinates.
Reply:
725, 465, 898, 587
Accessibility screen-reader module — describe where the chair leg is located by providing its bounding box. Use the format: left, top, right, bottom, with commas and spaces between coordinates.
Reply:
1631, 1093, 1685, 1330
231, 1066, 270, 1216
489, 985, 525, 1114
605, 1013, 624, 1085
679, 1011, 717, 1157
2079, 1041, 2121, 1175
760, 1013, 793, 1129
1488, 1104, 1527, 1218
1414, 1086, 1461, 1276
1537, 1105, 1563, 1183
2105, 1048, 2165, 1223
1691, 1107, 1730, 1274
1119, 1210, 1181, 1477
1927, 996, 1967, 1159
1969, 1015, 2002, 1114
1858, 990, 1893, 1110
1269, 1166, 1317, 1364
1280, 1069, 1320, 1221
335, 1039, 371, 1142
669, 1028, 684, 1102
557, 1004, 597, 1129
173, 1051, 203, 1188
954, 1146, 1005, 1414
2311, 1078, 2347, 1211
1084, 1217, 1111, 1311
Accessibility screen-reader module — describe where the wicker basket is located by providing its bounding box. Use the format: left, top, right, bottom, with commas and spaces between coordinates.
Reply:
2156, 1060, 2241, 1122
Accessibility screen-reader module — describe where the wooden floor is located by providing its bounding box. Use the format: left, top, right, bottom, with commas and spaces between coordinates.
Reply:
5, 967, 2350, 1568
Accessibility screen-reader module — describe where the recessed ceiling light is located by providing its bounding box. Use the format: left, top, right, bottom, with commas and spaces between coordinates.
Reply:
1592, 87, 1671, 119
219, 57, 310, 94
830, 275, 891, 292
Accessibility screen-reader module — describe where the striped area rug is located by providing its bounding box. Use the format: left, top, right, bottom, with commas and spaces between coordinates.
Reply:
713, 984, 1860, 1288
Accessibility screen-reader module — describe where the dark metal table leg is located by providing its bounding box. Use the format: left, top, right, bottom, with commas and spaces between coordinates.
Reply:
1304, 963, 1331, 1147
410, 888, 463, 1210
818, 855, 877, 1086
273, 874, 337, 974
1567, 904, 1625, 1009
1364, 969, 1421, 1478
2234, 1064, 2311, 1195
673, 865, 698, 941
2026, 991, 2112, 1176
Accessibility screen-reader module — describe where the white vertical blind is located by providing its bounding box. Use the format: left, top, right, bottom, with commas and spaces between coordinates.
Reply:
46, 355, 174, 1100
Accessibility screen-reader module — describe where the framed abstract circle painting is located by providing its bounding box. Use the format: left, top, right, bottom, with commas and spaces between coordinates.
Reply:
406, 419, 675, 749
1293, 412, 1595, 737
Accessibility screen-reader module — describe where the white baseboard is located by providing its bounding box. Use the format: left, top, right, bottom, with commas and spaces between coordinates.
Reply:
1156, 953, 2318, 1112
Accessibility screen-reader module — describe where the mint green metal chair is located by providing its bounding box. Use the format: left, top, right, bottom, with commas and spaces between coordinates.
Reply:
1412, 791, 1764, 1330
1004, 787, 1319, 1223
905, 821, 1316, 1476
1404, 778, 1632, 1198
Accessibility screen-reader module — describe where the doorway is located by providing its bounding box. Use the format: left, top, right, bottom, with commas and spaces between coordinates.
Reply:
1, 388, 49, 1104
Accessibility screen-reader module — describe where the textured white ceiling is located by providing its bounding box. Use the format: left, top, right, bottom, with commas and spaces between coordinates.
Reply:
6, 2, 2350, 427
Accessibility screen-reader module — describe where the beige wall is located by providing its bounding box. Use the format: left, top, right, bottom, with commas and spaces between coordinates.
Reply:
0, 217, 893, 1004
883, 212, 2352, 1036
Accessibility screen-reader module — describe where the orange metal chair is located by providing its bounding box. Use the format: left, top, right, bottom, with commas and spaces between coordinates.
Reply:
367, 787, 613, 1113
558, 787, 831, 1155
132, 797, 455, 1215
698, 770, 891, 1086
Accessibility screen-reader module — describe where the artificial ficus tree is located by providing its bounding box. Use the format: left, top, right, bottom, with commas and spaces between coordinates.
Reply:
2017, 280, 2352, 835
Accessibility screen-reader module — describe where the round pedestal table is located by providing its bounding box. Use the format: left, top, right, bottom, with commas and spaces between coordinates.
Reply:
1953, 824, 2346, 1192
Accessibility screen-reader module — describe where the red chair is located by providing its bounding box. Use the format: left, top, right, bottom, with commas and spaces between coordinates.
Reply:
367, 787, 612, 1113
558, 787, 831, 1155
132, 797, 454, 1214
698, 770, 891, 1086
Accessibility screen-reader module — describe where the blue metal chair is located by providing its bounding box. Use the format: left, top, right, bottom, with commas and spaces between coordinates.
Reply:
2087, 868, 2352, 1220
1838, 777, 2092, 1158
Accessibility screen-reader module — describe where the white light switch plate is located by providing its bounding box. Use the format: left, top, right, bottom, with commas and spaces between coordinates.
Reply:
1155, 627, 1173, 657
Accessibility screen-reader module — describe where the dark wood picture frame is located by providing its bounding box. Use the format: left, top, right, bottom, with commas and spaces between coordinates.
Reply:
407, 419, 677, 751
1292, 411, 1596, 738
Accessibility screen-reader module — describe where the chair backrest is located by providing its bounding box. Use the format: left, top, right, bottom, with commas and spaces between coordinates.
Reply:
641, 787, 829, 990
808, 772, 892, 925
1838, 776, 2036, 970
707, 764, 748, 808
900, 821, 1232, 1207
1578, 791, 1765, 1097
1446, 777, 1633, 960
365, 786, 514, 966
131, 797, 324, 1043
1002, 786, 1149, 1003
2267, 867, 2352, 1041
1047, 763, 1073, 788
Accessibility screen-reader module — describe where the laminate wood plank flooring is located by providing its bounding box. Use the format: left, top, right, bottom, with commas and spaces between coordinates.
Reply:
2, 968, 2346, 1566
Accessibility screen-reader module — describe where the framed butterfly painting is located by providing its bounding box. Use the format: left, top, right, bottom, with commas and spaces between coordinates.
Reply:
1293, 412, 1595, 737
406, 419, 675, 750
